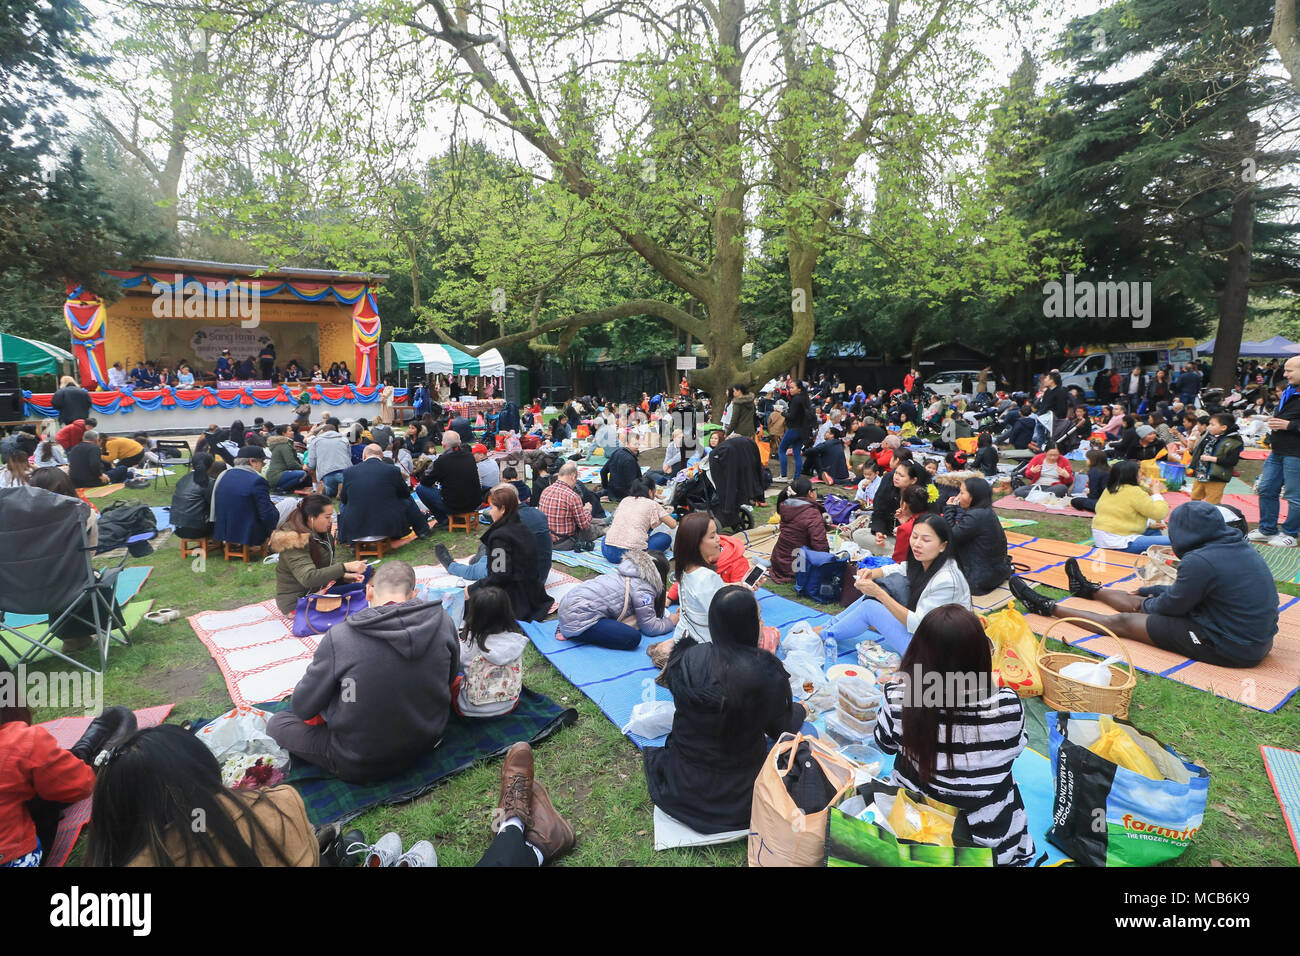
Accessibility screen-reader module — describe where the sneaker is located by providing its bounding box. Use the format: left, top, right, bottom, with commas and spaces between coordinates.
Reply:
1247, 529, 1271, 543
362, 831, 403, 867
1267, 534, 1297, 548
497, 742, 535, 831
1009, 576, 1056, 617
434, 543, 454, 569
1063, 558, 1101, 599
525, 781, 576, 863
396, 840, 438, 867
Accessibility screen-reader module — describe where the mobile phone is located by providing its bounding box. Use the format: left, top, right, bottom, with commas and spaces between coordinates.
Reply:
743, 565, 766, 588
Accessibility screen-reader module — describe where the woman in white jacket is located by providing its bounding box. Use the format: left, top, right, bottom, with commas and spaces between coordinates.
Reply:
820, 514, 971, 654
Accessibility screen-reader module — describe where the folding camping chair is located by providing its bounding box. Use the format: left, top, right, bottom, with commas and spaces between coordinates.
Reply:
152, 438, 193, 489
0, 486, 134, 674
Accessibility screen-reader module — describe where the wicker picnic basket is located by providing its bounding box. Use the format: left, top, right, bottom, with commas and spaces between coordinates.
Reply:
1037, 618, 1136, 718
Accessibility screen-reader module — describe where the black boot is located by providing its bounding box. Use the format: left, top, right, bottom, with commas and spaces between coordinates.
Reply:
321, 828, 367, 867
1064, 558, 1101, 599
69, 706, 137, 766
434, 543, 454, 570
1009, 576, 1056, 617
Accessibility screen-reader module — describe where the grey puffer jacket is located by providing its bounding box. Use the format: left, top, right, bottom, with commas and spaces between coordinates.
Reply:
556, 551, 675, 638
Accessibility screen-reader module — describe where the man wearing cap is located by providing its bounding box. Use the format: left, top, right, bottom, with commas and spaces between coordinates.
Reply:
338, 444, 432, 543
210, 445, 281, 547
473, 443, 500, 493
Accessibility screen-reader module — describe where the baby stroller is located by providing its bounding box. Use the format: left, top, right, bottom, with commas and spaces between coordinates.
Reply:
667, 467, 755, 533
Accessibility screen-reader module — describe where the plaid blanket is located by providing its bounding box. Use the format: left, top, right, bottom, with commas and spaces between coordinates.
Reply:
255, 689, 577, 825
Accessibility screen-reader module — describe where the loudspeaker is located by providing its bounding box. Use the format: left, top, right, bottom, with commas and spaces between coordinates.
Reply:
407, 363, 426, 385
0, 389, 23, 420
504, 365, 529, 407
0, 362, 17, 389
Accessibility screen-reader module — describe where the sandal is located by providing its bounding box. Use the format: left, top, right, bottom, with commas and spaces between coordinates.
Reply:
144, 608, 179, 624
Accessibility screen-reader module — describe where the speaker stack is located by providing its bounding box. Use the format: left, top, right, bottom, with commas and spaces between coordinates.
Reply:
0, 362, 22, 420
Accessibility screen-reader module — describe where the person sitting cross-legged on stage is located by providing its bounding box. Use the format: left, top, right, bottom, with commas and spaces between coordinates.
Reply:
1009, 501, 1277, 668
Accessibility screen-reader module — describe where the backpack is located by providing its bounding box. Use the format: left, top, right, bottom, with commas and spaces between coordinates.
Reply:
97, 499, 158, 554
823, 494, 860, 525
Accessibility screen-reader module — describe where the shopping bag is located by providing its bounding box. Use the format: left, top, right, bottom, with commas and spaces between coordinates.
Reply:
823, 495, 860, 525
749, 732, 855, 867
1046, 711, 1209, 867
983, 606, 1043, 697
292, 570, 371, 637
824, 779, 995, 867
1135, 545, 1179, 588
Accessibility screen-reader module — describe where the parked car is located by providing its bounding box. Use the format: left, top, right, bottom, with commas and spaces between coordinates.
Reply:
922, 369, 988, 398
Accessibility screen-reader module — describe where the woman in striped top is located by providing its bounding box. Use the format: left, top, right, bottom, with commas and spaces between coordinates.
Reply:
873, 604, 1035, 866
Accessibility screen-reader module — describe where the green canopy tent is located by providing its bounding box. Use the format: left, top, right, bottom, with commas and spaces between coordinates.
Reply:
0, 333, 74, 378
385, 342, 506, 378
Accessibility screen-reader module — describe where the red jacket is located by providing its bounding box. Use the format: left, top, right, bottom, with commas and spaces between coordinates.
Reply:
1023, 453, 1074, 487
56, 420, 86, 451
0, 722, 95, 863
769, 499, 830, 583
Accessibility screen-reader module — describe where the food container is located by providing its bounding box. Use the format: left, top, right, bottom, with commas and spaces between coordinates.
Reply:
832, 707, 877, 738
837, 676, 882, 721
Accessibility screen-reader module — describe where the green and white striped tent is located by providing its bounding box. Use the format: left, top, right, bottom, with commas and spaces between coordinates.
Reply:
0, 333, 74, 377
385, 342, 505, 377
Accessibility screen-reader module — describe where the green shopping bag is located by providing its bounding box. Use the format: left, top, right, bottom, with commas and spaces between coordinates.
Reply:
824, 780, 995, 867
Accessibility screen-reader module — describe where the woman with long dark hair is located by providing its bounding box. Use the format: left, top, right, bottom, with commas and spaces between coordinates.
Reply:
1088, 459, 1170, 553
853, 459, 931, 555
468, 483, 552, 621
873, 604, 1035, 866
941, 476, 1011, 595
643, 586, 805, 833
268, 493, 369, 614
87, 724, 316, 866
822, 514, 970, 654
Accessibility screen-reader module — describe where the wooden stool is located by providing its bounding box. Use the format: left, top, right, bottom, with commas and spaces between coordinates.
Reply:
179, 536, 217, 558
354, 537, 392, 560
223, 541, 264, 562
447, 513, 479, 533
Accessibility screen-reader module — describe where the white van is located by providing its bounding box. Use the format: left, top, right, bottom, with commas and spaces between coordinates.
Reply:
1058, 339, 1197, 398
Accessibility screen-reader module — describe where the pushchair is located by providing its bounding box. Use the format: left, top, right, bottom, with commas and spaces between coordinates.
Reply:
666, 467, 755, 533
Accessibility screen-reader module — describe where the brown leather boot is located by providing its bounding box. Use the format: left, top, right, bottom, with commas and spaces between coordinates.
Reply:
496, 742, 534, 830
525, 781, 576, 863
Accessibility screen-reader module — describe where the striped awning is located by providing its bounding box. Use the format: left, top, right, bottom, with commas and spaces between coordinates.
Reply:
386, 342, 505, 376
0, 333, 74, 377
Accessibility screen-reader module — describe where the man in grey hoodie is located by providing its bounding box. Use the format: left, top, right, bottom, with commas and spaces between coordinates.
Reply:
305, 417, 353, 497
268, 560, 460, 783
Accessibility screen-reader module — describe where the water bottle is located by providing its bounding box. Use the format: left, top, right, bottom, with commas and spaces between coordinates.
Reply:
823, 632, 838, 670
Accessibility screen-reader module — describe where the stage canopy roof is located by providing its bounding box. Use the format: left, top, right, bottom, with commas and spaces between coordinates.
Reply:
386, 342, 505, 376
0, 333, 73, 377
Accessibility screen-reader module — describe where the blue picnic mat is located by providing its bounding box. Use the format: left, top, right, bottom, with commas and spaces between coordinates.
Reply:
151, 506, 172, 530
1, 565, 153, 629
1261, 745, 1300, 864
520, 588, 843, 748
255, 690, 577, 826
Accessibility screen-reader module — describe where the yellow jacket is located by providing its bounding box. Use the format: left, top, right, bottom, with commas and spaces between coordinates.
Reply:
1093, 484, 1169, 537
101, 437, 143, 463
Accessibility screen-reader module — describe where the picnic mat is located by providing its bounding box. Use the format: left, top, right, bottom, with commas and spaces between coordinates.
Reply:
519, 588, 840, 749
35, 704, 174, 866
1023, 593, 1300, 713
998, 491, 1281, 524
80, 483, 124, 498
1006, 535, 1142, 591
190, 566, 584, 707
999, 517, 1038, 530
255, 692, 576, 827
1242, 447, 1269, 460
1260, 745, 1300, 864
1, 565, 153, 630
973, 587, 1013, 614
1250, 541, 1300, 585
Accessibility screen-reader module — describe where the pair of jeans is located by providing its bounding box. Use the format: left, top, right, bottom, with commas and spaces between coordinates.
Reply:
777, 429, 803, 478
275, 470, 308, 492
321, 470, 345, 497
567, 617, 643, 650
601, 531, 672, 565
415, 484, 449, 523
449, 555, 488, 580
1256, 451, 1300, 536
1122, 533, 1172, 554
822, 594, 913, 654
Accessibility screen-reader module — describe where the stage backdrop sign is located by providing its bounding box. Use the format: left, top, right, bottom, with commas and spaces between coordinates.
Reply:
141, 320, 319, 369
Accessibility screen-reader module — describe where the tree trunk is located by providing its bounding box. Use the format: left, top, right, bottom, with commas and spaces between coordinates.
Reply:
1211, 118, 1259, 390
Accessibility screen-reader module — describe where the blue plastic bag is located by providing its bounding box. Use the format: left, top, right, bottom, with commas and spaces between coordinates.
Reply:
794, 548, 847, 603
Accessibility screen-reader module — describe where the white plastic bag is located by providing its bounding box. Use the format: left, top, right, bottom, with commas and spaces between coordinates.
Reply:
779, 621, 824, 662
1025, 488, 1062, 505
784, 654, 828, 701
1059, 655, 1121, 688
621, 700, 676, 739
195, 705, 289, 771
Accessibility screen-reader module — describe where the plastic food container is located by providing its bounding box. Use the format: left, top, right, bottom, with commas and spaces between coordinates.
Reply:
837, 676, 882, 720
832, 706, 877, 738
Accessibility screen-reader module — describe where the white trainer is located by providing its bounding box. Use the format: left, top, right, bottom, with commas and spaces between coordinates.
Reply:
1267, 534, 1297, 548
1246, 529, 1270, 543
363, 832, 403, 867
397, 840, 438, 867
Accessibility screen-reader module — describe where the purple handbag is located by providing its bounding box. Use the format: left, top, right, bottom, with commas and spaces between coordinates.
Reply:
291, 570, 371, 637
823, 494, 860, 525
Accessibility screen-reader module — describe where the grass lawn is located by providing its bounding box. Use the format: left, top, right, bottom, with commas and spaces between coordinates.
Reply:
24, 453, 1298, 867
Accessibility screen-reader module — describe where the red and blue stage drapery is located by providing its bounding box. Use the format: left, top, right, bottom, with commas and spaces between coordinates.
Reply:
22, 384, 408, 418
96, 269, 383, 388
64, 284, 109, 389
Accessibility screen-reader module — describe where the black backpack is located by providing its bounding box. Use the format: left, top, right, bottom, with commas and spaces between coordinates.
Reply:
97, 499, 158, 554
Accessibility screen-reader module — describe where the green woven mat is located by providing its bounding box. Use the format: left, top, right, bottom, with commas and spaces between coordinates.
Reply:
1251, 541, 1300, 585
